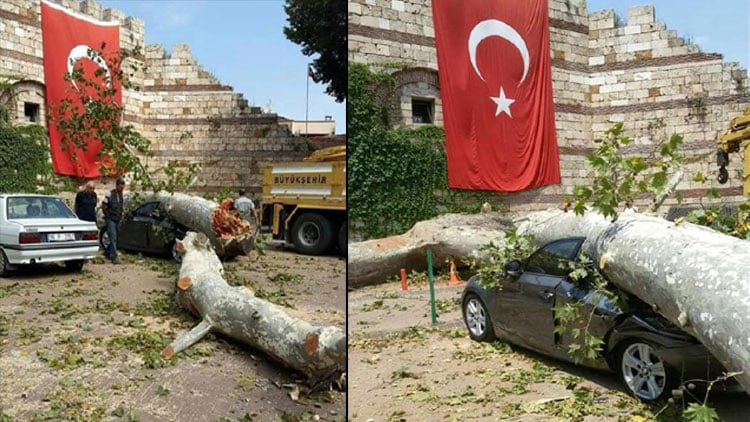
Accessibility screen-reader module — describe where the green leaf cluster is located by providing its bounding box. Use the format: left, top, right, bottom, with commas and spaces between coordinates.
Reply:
348, 63, 492, 239
683, 403, 719, 422
469, 229, 535, 289
572, 122, 683, 220
47, 45, 197, 194
685, 174, 750, 239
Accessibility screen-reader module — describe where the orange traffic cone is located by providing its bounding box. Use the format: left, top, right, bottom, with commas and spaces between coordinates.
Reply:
449, 259, 462, 285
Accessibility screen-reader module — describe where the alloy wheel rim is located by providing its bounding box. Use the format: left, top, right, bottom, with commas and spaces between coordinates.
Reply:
465, 298, 486, 337
621, 342, 667, 400
172, 242, 182, 262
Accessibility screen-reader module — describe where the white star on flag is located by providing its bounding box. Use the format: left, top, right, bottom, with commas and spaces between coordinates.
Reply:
491, 86, 515, 117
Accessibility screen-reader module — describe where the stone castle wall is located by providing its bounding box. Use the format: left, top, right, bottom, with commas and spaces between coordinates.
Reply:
348, 0, 750, 212
1, 0, 318, 195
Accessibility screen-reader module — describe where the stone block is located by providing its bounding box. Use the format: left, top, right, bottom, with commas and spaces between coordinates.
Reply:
589, 56, 605, 66
634, 71, 652, 81
378, 18, 390, 29
360, 15, 378, 27
391, 0, 405, 12
627, 5, 654, 22
623, 25, 641, 35
172, 44, 191, 59
626, 41, 651, 52
423, 24, 434, 37
348, 2, 362, 15
102, 8, 125, 23
79, 0, 103, 19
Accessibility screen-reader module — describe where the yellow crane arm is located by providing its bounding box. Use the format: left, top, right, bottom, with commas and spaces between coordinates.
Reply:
716, 107, 750, 195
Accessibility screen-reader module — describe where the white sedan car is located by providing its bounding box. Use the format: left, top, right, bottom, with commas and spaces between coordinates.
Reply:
0, 194, 99, 275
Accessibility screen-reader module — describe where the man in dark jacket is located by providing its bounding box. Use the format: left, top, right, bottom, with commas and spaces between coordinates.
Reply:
74, 181, 98, 222
102, 178, 126, 264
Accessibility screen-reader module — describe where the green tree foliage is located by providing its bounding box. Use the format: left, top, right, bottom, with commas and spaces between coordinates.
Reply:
47, 45, 196, 193
348, 63, 489, 239
684, 172, 750, 239
470, 230, 535, 288
0, 124, 53, 193
284, 0, 347, 102
572, 122, 683, 220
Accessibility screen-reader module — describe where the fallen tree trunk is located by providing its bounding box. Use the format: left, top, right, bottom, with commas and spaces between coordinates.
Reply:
162, 232, 346, 382
348, 212, 517, 289
137, 192, 253, 258
517, 209, 750, 393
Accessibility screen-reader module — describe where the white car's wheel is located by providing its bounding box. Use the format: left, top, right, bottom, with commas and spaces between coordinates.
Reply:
0, 249, 10, 277
65, 260, 84, 272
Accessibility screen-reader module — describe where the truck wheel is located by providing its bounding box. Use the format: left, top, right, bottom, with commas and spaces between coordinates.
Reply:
291, 213, 333, 255
338, 221, 347, 256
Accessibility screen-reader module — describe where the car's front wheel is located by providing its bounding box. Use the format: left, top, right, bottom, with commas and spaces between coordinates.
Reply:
65, 260, 84, 272
617, 340, 675, 402
170, 241, 183, 263
99, 229, 110, 250
463, 294, 495, 342
0, 249, 10, 277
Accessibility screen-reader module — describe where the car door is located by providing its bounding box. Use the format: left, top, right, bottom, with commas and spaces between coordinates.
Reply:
146, 204, 172, 252
497, 238, 584, 351
118, 202, 159, 251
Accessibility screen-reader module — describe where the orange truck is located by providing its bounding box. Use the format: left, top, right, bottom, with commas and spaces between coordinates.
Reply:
260, 146, 346, 255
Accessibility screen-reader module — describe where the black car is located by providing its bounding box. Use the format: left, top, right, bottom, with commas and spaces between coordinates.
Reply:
462, 237, 735, 402
100, 201, 187, 262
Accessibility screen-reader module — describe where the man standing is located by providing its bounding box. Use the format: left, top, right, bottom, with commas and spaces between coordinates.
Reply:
235, 189, 257, 225
102, 178, 126, 264
74, 181, 98, 222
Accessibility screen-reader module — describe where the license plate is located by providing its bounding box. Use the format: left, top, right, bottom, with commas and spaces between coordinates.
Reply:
48, 233, 75, 242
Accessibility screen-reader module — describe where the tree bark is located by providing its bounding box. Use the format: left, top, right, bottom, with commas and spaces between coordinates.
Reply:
348, 212, 517, 289
517, 209, 750, 393
163, 232, 346, 382
137, 192, 253, 258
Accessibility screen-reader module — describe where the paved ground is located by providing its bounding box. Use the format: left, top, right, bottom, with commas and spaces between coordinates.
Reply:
0, 242, 345, 421
348, 277, 750, 421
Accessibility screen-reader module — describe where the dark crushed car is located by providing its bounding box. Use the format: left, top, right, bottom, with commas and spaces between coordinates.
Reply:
462, 237, 737, 402
100, 201, 187, 262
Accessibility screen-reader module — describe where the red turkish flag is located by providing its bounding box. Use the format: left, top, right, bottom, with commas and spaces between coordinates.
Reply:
432, 0, 560, 192
41, 0, 120, 178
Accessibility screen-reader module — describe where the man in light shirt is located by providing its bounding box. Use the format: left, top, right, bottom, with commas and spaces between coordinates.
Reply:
235, 189, 257, 225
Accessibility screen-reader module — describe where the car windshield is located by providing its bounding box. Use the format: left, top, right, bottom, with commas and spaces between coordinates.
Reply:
7, 196, 77, 219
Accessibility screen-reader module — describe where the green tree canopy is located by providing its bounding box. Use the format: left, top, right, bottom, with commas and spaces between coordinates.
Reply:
284, 0, 347, 102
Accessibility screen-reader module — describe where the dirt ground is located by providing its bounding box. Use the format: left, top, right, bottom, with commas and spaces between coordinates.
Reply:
0, 242, 346, 421
348, 277, 750, 422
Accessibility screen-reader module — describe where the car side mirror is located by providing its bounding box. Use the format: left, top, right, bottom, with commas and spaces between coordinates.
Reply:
504, 260, 523, 278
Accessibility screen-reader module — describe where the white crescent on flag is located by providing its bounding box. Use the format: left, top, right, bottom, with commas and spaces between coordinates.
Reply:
468, 19, 530, 118
67, 44, 112, 90
468, 19, 530, 84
